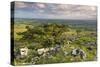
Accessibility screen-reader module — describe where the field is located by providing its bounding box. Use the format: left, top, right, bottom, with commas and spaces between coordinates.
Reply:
12, 19, 97, 65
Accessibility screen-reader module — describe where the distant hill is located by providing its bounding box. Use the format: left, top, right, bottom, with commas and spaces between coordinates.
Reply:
14, 18, 97, 31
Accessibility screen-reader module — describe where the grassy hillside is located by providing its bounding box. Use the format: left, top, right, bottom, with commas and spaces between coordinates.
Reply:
12, 19, 97, 65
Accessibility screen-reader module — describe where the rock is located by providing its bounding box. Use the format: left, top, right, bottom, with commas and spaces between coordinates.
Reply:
20, 47, 28, 57
64, 51, 68, 55
71, 48, 80, 56
71, 48, 86, 60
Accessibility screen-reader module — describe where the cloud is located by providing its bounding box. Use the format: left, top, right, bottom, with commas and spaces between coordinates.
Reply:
36, 3, 46, 8
14, 1, 97, 20
15, 1, 27, 8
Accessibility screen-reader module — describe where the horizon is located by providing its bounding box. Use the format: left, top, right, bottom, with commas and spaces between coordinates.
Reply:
14, 17, 97, 21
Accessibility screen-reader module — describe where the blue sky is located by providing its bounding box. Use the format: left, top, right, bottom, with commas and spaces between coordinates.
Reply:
14, 1, 97, 20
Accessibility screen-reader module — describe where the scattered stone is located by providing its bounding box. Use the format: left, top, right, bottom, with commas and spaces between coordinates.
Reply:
20, 47, 28, 57
71, 48, 86, 60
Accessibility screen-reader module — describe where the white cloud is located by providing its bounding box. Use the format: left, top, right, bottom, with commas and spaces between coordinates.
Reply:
15, 1, 27, 8
14, 2, 97, 20
36, 3, 46, 8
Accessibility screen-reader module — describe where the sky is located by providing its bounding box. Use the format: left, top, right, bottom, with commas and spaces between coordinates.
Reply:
13, 1, 97, 20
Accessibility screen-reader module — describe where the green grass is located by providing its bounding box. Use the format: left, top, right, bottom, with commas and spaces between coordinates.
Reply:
13, 21, 97, 65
